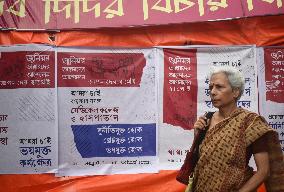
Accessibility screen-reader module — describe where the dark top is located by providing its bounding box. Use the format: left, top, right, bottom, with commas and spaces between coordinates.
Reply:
246, 133, 269, 165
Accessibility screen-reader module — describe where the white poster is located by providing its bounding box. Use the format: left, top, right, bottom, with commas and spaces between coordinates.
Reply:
0, 44, 58, 174
197, 46, 258, 115
258, 47, 284, 153
57, 47, 158, 176
158, 46, 258, 170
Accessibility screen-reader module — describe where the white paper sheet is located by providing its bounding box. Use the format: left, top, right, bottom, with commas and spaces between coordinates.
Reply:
57, 47, 158, 176
158, 46, 258, 170
0, 44, 58, 174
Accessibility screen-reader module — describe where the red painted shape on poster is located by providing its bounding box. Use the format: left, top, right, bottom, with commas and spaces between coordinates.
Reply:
163, 49, 197, 130
0, 51, 55, 89
264, 48, 284, 103
57, 52, 146, 87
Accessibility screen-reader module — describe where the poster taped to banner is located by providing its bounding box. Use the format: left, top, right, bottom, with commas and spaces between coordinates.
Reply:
158, 46, 258, 170
258, 47, 284, 153
0, 44, 58, 174
57, 47, 158, 176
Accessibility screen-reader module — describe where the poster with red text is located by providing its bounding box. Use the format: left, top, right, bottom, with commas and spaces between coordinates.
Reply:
258, 47, 284, 153
57, 47, 158, 176
0, 44, 58, 174
158, 46, 258, 170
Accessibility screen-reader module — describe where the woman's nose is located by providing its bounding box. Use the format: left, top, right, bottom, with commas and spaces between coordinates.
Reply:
210, 87, 216, 95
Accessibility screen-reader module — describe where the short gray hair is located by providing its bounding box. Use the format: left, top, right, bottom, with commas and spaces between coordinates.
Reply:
208, 66, 245, 100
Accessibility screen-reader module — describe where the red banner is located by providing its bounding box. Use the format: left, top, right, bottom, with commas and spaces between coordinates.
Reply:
163, 49, 197, 130
264, 48, 284, 103
0, 0, 283, 30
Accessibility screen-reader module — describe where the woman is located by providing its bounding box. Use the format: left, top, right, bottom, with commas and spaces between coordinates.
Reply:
192, 66, 284, 192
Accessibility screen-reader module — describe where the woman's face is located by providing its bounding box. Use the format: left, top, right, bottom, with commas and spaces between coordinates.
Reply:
209, 72, 239, 109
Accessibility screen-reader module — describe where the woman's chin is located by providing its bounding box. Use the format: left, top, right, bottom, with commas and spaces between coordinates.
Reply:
212, 102, 219, 108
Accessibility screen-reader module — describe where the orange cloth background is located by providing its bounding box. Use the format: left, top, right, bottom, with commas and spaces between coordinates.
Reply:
1, 15, 284, 47
1, 14, 283, 192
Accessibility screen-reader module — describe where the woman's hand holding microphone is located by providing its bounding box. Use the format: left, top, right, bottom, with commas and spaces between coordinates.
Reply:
193, 113, 209, 137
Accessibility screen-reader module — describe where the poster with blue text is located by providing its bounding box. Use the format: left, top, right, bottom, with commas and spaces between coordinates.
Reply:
57, 47, 158, 176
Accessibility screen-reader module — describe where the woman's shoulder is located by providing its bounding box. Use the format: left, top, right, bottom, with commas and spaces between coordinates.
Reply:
238, 108, 259, 118
240, 108, 269, 124
234, 108, 266, 127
